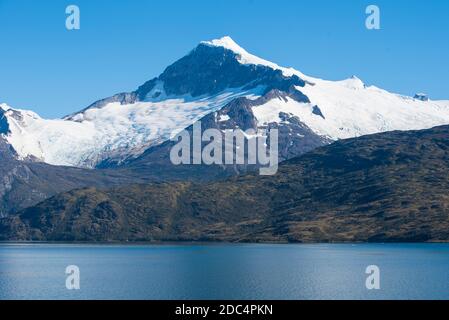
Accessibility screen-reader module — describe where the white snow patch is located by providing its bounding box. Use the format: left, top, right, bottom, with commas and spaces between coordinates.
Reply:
3, 88, 263, 167
252, 78, 449, 140
0, 103, 11, 111
218, 114, 230, 122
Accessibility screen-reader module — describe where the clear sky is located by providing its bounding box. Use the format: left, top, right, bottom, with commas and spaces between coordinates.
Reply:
0, 0, 448, 118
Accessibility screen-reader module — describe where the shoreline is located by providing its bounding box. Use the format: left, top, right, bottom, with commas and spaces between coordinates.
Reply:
1, 241, 449, 246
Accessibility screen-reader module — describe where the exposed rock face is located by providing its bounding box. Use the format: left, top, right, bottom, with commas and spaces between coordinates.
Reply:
414, 93, 429, 102
70, 42, 309, 113
118, 89, 330, 173
211, 90, 328, 163
0, 108, 10, 134
137, 43, 307, 99
312, 105, 325, 119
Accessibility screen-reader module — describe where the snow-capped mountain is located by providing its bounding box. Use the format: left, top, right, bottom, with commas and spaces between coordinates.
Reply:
2, 36, 449, 168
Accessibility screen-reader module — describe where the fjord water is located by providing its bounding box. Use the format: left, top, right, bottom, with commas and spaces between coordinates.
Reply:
0, 244, 448, 300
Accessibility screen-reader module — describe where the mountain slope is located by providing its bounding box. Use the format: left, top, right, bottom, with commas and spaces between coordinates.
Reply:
3, 125, 449, 242
2, 36, 449, 169
123, 88, 332, 172
0, 135, 145, 217
0, 146, 235, 218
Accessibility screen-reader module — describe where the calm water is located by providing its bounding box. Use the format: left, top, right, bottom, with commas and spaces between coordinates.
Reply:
0, 243, 448, 300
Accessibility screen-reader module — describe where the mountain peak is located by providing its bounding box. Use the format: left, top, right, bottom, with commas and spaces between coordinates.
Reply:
200, 36, 304, 79
139, 36, 309, 99
0, 103, 11, 112
336, 75, 365, 89
201, 36, 249, 56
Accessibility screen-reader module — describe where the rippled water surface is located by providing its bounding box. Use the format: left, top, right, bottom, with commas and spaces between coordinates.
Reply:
0, 243, 448, 300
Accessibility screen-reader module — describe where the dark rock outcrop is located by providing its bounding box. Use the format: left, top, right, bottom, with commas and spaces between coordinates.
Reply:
0, 108, 10, 134
414, 93, 429, 102
116, 89, 330, 173
139, 43, 307, 99
312, 105, 325, 119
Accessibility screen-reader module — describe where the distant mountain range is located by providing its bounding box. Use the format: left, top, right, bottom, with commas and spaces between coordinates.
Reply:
1, 36, 449, 241
2, 125, 449, 242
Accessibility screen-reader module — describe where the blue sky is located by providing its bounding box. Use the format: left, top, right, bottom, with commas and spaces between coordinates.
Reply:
0, 0, 448, 118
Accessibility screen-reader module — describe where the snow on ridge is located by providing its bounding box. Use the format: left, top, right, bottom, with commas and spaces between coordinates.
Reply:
0, 103, 10, 111
201, 37, 441, 106
253, 78, 449, 141
201, 36, 316, 82
0, 104, 42, 120
335, 76, 366, 90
